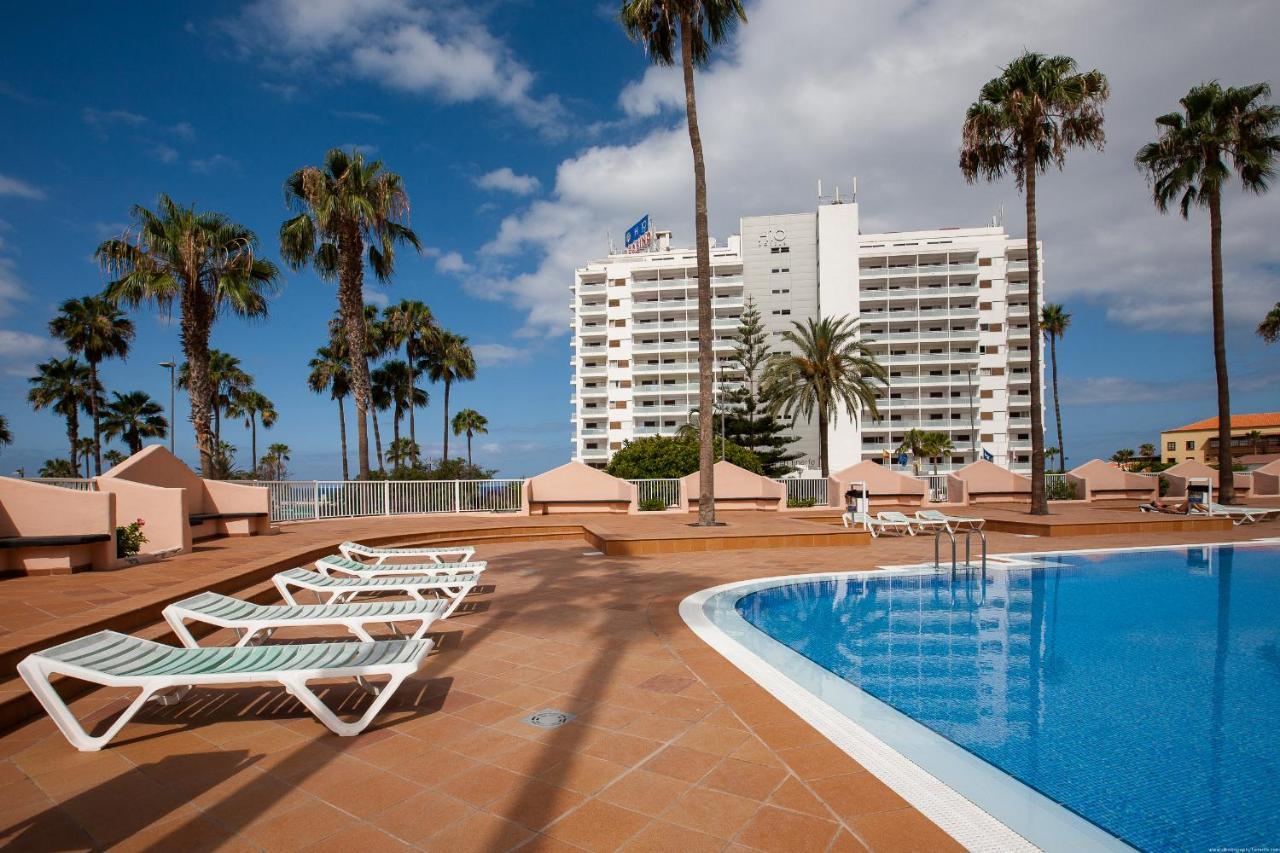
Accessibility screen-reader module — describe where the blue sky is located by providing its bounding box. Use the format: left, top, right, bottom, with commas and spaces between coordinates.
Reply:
0, 0, 1276, 479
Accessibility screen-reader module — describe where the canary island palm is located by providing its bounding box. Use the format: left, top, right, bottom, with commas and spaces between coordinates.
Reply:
97, 195, 280, 476
27, 357, 97, 475
620, 0, 747, 526
382, 299, 435, 445
262, 443, 291, 480
48, 296, 134, 475
371, 359, 427, 456
179, 350, 252, 443
1136, 82, 1280, 501
1040, 303, 1071, 472
227, 389, 276, 478
102, 391, 168, 455
761, 316, 886, 477
308, 343, 351, 480
280, 148, 423, 480
960, 51, 1108, 514
451, 409, 489, 468
423, 330, 475, 463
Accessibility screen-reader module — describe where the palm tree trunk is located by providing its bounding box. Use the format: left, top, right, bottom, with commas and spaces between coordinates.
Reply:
1024, 161, 1048, 515
371, 408, 385, 473
1208, 188, 1234, 503
817, 407, 830, 478
680, 11, 716, 526
250, 416, 258, 478
338, 228, 372, 480
407, 339, 417, 446
213, 398, 221, 444
442, 379, 451, 463
88, 360, 102, 475
467, 431, 473, 468
66, 412, 79, 476
1049, 334, 1065, 473
392, 405, 402, 469
337, 397, 349, 480
182, 290, 216, 477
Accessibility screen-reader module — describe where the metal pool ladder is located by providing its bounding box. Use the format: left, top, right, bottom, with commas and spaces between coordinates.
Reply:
933, 527, 987, 581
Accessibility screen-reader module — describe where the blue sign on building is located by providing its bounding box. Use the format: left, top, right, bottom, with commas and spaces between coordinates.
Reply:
624, 214, 651, 251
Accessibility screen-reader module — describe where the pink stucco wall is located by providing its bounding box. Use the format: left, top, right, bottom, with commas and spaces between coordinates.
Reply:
525, 462, 635, 514
93, 477, 191, 555
951, 460, 1032, 504
0, 477, 116, 572
1251, 459, 1280, 496
1161, 460, 1253, 498
681, 461, 785, 512
826, 461, 927, 508
1069, 459, 1158, 502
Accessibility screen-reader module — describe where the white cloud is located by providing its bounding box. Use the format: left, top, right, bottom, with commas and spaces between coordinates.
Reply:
475, 167, 541, 196
189, 154, 238, 173
364, 288, 391, 309
333, 110, 384, 123
152, 143, 179, 164
82, 107, 148, 138
0, 228, 29, 317
235, 0, 563, 133
435, 251, 471, 274
0, 175, 45, 200
0, 329, 57, 359
337, 142, 378, 156
260, 82, 299, 100
476, 0, 1280, 338
471, 343, 530, 367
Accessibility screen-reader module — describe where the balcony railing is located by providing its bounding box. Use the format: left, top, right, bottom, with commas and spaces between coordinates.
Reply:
245, 480, 525, 523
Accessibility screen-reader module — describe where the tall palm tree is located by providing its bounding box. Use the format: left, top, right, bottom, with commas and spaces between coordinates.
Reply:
227, 389, 276, 478
74, 437, 94, 476
179, 350, 252, 443
97, 195, 280, 476
101, 390, 168, 455
308, 344, 351, 480
103, 448, 126, 468
1137, 82, 1280, 502
1040, 303, 1071, 473
385, 437, 421, 471
382, 299, 435, 446
1260, 302, 1280, 343
621, 0, 747, 526
1246, 429, 1264, 457
761, 316, 886, 477
334, 305, 393, 472
371, 359, 427, 459
1139, 442, 1156, 458
280, 148, 423, 480
922, 431, 954, 475
40, 458, 78, 478
0, 414, 11, 450
262, 443, 291, 480
961, 51, 1108, 515
27, 357, 96, 474
423, 330, 475, 463
895, 428, 930, 474
48, 296, 135, 475
452, 409, 488, 468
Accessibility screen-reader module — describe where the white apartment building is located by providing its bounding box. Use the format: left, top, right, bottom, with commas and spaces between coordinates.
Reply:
570, 188, 1045, 473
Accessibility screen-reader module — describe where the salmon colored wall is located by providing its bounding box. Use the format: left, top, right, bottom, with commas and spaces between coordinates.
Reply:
681, 461, 785, 511
1252, 459, 1280, 496
1161, 460, 1252, 498
0, 477, 116, 571
102, 445, 204, 516
93, 477, 191, 555
826, 461, 928, 508
1069, 459, 1158, 502
952, 460, 1032, 504
525, 462, 636, 514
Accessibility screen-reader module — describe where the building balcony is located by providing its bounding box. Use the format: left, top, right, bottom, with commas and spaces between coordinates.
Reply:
631, 296, 745, 314
631, 339, 737, 353
868, 329, 981, 343
860, 307, 979, 321
857, 285, 981, 302
630, 275, 743, 292
864, 419, 976, 432
859, 262, 980, 278
881, 352, 981, 365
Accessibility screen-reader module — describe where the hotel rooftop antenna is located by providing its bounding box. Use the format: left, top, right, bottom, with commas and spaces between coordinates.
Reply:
851, 176, 857, 203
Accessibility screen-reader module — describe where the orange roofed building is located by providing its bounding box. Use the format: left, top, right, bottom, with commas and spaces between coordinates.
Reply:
1160, 412, 1280, 467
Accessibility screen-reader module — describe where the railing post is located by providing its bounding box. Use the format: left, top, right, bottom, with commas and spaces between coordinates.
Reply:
453, 480, 461, 514
312, 481, 320, 520
383, 480, 391, 516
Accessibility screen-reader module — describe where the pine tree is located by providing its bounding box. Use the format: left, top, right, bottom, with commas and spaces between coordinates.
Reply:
722, 297, 801, 476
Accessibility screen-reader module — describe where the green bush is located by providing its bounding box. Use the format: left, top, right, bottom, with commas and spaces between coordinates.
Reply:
787, 497, 818, 508
1046, 477, 1077, 501
605, 434, 762, 479
116, 519, 147, 558
638, 497, 668, 512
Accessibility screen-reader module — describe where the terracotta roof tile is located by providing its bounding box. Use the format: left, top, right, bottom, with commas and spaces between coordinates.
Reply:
1165, 412, 1280, 433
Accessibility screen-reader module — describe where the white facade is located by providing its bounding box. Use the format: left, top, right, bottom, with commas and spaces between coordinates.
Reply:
570, 192, 1045, 473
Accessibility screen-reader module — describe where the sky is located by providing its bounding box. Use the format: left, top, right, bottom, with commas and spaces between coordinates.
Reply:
0, 0, 1276, 480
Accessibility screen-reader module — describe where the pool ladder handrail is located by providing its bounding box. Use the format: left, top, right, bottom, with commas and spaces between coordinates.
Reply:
933, 526, 987, 580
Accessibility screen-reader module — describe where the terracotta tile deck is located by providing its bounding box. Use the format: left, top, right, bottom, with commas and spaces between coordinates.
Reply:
0, 508, 1276, 851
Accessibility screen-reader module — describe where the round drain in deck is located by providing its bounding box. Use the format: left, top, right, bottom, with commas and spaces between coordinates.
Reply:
521, 709, 576, 729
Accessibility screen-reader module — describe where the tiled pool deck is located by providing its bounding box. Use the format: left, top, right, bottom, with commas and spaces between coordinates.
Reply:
0, 507, 1275, 851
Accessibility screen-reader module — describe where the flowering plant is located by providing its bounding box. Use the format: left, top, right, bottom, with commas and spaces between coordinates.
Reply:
116, 518, 148, 558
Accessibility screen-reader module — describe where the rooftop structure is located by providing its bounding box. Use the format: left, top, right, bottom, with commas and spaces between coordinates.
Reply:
1160, 411, 1280, 466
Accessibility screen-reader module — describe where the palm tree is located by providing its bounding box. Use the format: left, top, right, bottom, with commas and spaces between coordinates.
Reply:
101, 390, 168, 455
1260, 302, 1280, 343
39, 458, 78, 478
180, 351, 253, 444
227, 389, 276, 478
895, 428, 931, 474
452, 409, 489, 468
423, 330, 475, 463
961, 51, 1109, 515
262, 443, 291, 480
97, 195, 280, 476
334, 306, 393, 472
385, 437, 420, 471
0, 414, 11, 450
103, 448, 126, 468
382, 300, 435, 446
922, 431, 954, 475
371, 360, 427, 459
1040, 303, 1072, 473
27, 357, 96, 474
280, 148, 423, 480
1112, 448, 1135, 468
1136, 82, 1280, 499
1246, 429, 1264, 457
307, 344, 351, 480
48, 296, 135, 475
1139, 442, 1156, 459
761, 316, 886, 477
74, 437, 94, 476
621, 0, 747, 526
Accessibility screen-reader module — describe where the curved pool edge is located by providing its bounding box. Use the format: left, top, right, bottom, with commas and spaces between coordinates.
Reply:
679, 569, 1132, 853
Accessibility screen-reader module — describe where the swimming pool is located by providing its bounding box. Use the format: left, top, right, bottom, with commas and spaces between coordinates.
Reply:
685, 542, 1280, 852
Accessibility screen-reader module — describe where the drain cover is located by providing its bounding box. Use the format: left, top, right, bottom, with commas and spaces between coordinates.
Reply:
521, 709, 576, 729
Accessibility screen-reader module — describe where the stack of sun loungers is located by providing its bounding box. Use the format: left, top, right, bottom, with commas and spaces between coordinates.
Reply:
18, 540, 484, 751
843, 509, 986, 537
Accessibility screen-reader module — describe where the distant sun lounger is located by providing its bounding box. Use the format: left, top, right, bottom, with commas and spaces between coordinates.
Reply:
315, 554, 487, 581
914, 509, 986, 533
274, 568, 480, 616
19, 631, 432, 750
338, 540, 476, 565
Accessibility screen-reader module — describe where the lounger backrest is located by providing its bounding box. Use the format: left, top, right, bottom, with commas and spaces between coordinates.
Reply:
279, 568, 480, 587
917, 510, 946, 521
319, 555, 485, 573
879, 512, 910, 522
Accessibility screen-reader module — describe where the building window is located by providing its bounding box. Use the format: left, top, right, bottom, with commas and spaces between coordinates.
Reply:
1186, 440, 1195, 450
1167, 441, 1176, 451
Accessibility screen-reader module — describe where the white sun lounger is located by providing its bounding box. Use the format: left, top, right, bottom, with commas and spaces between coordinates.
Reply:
315, 554, 487, 580
915, 509, 986, 533
163, 591, 449, 648
338, 540, 475, 565
843, 511, 915, 537
1192, 502, 1276, 525
274, 568, 479, 616
18, 631, 432, 751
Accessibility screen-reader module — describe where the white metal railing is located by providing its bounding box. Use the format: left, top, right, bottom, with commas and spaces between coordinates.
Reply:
246, 479, 525, 523
629, 479, 683, 509
775, 478, 829, 506
1045, 473, 1071, 496
28, 477, 96, 491
915, 474, 951, 503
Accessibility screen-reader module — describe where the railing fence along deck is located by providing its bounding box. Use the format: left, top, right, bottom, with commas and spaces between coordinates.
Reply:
29, 478, 96, 491
1044, 472, 1069, 494
245, 480, 524, 523
628, 479, 682, 509
774, 478, 829, 506
915, 474, 951, 503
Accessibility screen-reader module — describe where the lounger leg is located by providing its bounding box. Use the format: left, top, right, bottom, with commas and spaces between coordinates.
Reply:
441, 586, 474, 618
17, 660, 157, 752
347, 623, 377, 642
279, 672, 411, 737
275, 577, 300, 606
163, 610, 201, 649
406, 616, 438, 642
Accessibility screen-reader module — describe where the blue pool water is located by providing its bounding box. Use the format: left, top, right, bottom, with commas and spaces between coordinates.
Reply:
735, 544, 1280, 852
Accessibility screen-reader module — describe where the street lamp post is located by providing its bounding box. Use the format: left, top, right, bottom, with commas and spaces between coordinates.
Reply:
158, 360, 176, 454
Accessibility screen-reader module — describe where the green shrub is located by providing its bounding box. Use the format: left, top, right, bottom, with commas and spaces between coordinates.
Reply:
787, 497, 818, 508
1046, 477, 1077, 501
605, 434, 762, 479
638, 497, 668, 512
116, 519, 147, 558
